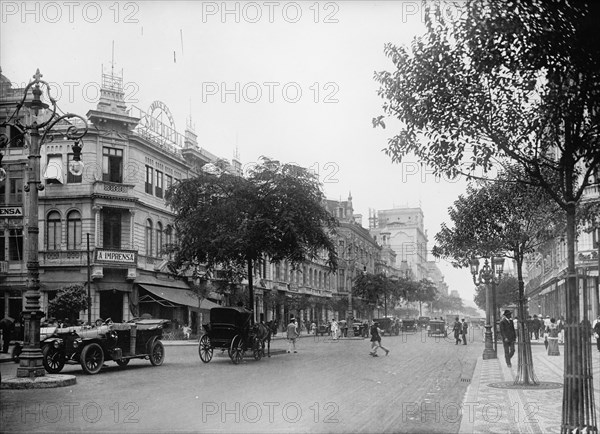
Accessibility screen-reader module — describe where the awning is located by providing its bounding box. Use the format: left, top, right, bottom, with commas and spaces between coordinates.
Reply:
138, 284, 220, 310
44, 155, 64, 183
135, 274, 190, 289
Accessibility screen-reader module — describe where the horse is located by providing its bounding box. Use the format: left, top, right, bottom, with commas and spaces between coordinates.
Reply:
253, 319, 278, 358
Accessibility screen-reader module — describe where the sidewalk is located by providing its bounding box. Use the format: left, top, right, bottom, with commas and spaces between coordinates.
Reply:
459, 342, 600, 433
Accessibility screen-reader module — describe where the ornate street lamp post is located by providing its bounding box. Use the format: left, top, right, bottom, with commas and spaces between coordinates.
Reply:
344, 240, 356, 338
470, 256, 505, 360
0, 69, 88, 378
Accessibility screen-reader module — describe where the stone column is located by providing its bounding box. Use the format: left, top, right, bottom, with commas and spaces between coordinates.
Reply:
129, 209, 136, 250
92, 205, 103, 245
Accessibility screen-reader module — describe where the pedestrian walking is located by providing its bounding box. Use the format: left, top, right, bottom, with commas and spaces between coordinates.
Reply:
369, 321, 389, 357
286, 318, 300, 353
452, 317, 461, 345
331, 318, 339, 340
557, 315, 565, 344
461, 318, 468, 345
593, 316, 600, 353
532, 315, 541, 340
499, 310, 516, 367
546, 318, 560, 356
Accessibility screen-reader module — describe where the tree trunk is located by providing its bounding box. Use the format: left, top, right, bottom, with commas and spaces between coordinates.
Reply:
247, 259, 254, 325
561, 202, 597, 432
515, 255, 537, 385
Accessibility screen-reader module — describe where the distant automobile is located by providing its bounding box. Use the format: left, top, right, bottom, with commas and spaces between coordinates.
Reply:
317, 323, 330, 336
427, 320, 448, 337
401, 318, 418, 333
417, 316, 431, 329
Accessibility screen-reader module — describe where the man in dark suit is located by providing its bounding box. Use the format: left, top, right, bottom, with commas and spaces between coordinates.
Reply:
452, 317, 461, 345
499, 310, 516, 367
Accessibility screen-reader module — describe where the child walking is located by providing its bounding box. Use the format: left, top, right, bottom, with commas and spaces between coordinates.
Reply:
369, 321, 389, 357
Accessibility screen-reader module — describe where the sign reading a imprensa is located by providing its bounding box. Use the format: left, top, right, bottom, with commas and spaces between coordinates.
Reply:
95, 249, 137, 265
0, 207, 23, 217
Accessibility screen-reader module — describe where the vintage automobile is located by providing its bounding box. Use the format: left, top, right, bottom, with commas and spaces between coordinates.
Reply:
427, 320, 448, 337
417, 316, 431, 330
317, 322, 330, 336
400, 318, 418, 333
41, 318, 168, 375
373, 317, 400, 336
354, 320, 369, 337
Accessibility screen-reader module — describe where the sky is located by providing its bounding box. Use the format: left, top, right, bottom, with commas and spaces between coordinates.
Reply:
0, 0, 481, 309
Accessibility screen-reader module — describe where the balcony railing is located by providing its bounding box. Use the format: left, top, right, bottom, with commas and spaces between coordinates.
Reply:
92, 181, 135, 198
40, 250, 88, 266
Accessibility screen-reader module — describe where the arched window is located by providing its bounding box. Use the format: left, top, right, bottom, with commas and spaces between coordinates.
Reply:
165, 225, 173, 247
145, 219, 153, 256
47, 211, 61, 250
156, 222, 163, 256
67, 210, 82, 250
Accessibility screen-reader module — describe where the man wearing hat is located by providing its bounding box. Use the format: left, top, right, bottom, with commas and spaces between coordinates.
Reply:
499, 310, 516, 367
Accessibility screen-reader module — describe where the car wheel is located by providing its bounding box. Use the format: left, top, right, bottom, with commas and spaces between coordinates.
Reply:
42, 345, 65, 374
149, 340, 165, 366
198, 335, 213, 363
115, 359, 130, 367
80, 343, 104, 375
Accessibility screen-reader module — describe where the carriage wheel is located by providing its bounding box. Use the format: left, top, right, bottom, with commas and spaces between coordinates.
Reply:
253, 338, 262, 361
115, 358, 130, 367
230, 335, 244, 365
198, 335, 213, 363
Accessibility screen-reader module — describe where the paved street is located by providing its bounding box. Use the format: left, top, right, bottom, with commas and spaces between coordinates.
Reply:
1, 331, 482, 433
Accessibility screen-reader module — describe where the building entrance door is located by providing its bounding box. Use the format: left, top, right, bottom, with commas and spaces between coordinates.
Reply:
100, 291, 123, 322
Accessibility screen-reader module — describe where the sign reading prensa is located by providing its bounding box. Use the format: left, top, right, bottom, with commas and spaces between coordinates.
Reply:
0, 207, 23, 217
95, 249, 137, 265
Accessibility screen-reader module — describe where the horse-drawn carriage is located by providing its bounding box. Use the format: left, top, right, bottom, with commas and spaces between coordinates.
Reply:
198, 307, 272, 364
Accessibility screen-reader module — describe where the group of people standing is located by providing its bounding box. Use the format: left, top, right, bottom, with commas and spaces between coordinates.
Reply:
498, 310, 583, 368
452, 317, 469, 345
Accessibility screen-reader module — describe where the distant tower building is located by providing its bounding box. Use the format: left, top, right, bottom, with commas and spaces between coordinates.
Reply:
426, 261, 449, 296
369, 207, 428, 280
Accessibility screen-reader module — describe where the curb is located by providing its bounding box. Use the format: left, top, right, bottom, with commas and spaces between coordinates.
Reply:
0, 374, 77, 389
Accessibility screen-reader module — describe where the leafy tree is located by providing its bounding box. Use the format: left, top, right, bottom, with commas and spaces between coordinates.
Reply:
353, 272, 403, 317
404, 279, 438, 316
462, 305, 482, 318
374, 2, 598, 417
48, 284, 89, 325
473, 275, 519, 313
166, 157, 338, 322
353, 272, 381, 305
433, 171, 564, 384
418, 279, 438, 314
